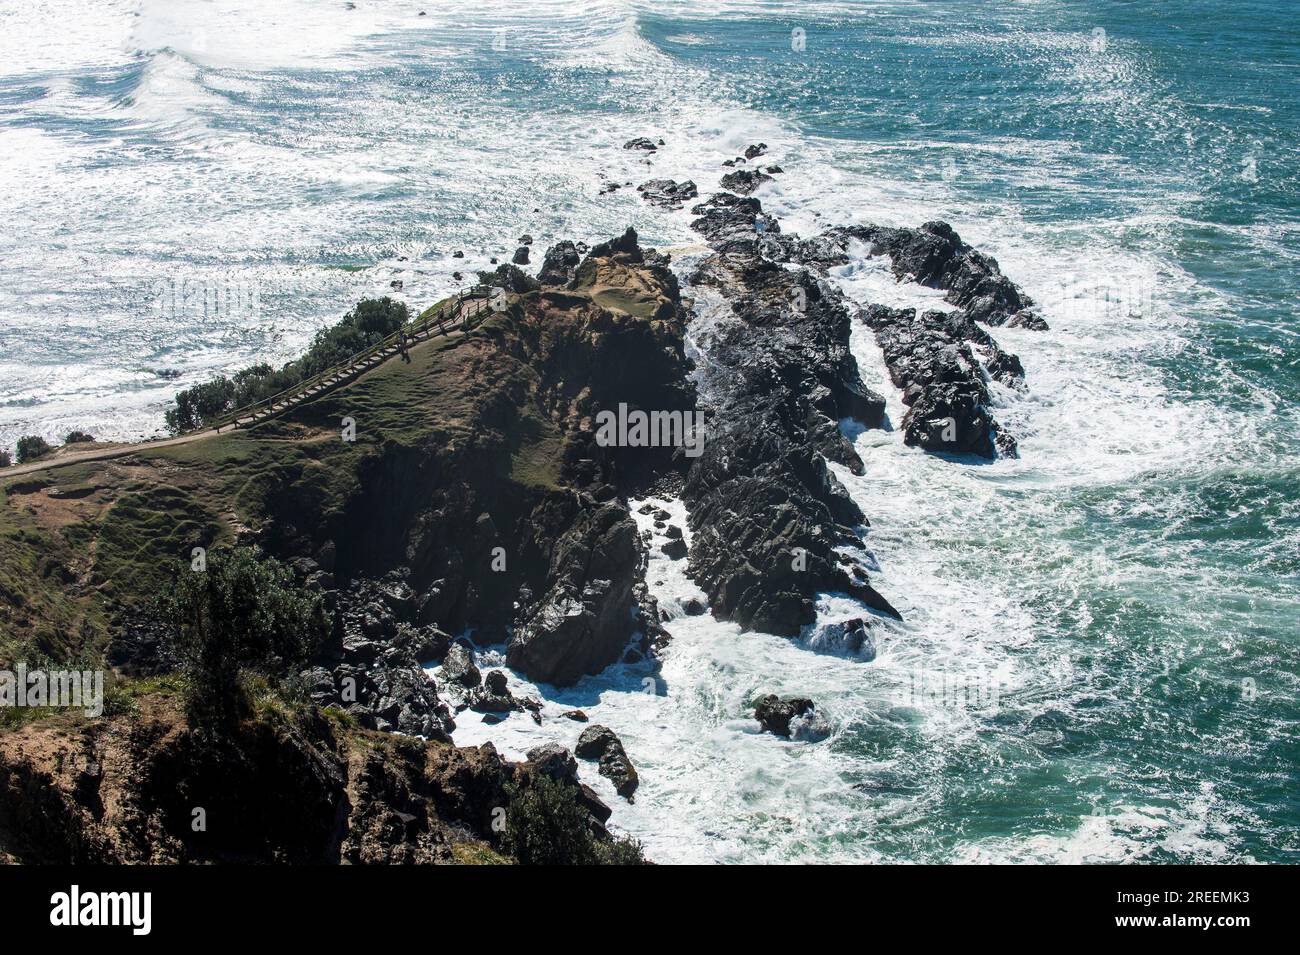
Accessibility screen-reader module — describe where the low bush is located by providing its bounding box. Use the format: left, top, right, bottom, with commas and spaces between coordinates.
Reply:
15, 435, 53, 463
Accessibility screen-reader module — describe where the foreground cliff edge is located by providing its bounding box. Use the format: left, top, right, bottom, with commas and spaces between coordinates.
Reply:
0, 181, 1040, 861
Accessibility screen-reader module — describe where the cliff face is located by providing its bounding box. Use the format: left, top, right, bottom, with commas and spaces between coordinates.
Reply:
306, 229, 692, 687
0, 692, 544, 864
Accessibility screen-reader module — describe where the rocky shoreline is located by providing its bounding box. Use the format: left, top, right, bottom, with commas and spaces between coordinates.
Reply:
0, 139, 1044, 865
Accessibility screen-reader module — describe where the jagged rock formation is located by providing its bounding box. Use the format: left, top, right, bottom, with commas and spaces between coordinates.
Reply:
637, 179, 698, 208
821, 221, 1045, 329
681, 193, 896, 637
753, 694, 815, 737
720, 168, 772, 195
863, 304, 1023, 457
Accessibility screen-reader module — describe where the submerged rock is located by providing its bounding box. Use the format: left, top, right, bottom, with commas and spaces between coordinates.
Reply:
807, 617, 877, 660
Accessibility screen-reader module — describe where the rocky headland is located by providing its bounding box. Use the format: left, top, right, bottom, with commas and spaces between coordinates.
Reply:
0, 143, 1043, 864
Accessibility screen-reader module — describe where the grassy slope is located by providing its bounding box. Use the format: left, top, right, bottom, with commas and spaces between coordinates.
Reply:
0, 292, 581, 666
0, 258, 672, 667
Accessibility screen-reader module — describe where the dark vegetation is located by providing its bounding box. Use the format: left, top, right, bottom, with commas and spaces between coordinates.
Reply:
164, 298, 410, 433
63, 431, 94, 444
159, 547, 327, 734
503, 776, 645, 865
14, 435, 52, 464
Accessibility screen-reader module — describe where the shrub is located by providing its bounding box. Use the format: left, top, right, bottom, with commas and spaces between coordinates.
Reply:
164, 298, 410, 433
64, 430, 94, 444
502, 775, 645, 865
160, 547, 327, 734
15, 435, 53, 463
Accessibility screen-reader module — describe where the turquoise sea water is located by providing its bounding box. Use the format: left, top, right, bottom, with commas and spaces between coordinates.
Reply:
1, 1, 1296, 862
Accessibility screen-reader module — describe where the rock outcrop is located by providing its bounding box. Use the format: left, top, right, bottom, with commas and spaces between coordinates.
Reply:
862, 304, 1022, 458
574, 724, 639, 800
754, 694, 815, 737
720, 168, 772, 195
637, 179, 698, 208
825, 221, 1044, 328
682, 192, 896, 637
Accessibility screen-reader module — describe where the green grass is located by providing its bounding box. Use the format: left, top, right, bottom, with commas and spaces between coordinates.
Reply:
592, 287, 660, 319
0, 289, 556, 670
0, 478, 107, 665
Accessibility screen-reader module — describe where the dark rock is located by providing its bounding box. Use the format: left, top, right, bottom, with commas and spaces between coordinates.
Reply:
623, 137, 658, 151
585, 226, 644, 263
690, 192, 780, 244
828, 220, 1042, 328
744, 143, 768, 159
342, 634, 381, 664
563, 709, 589, 722
512, 246, 530, 266
478, 262, 539, 293
525, 743, 578, 784
536, 240, 582, 287
518, 234, 534, 246
721, 169, 773, 195
661, 538, 688, 560
466, 670, 517, 713
397, 624, 452, 663
637, 178, 698, 208
1007, 309, 1049, 331
577, 783, 613, 824
681, 195, 897, 635
807, 617, 877, 659
861, 304, 1020, 458
681, 597, 705, 616
441, 644, 481, 688
507, 502, 643, 687
575, 725, 639, 799
754, 694, 815, 737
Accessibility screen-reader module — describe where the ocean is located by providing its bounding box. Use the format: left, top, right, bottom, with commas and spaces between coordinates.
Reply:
1, 0, 1296, 862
